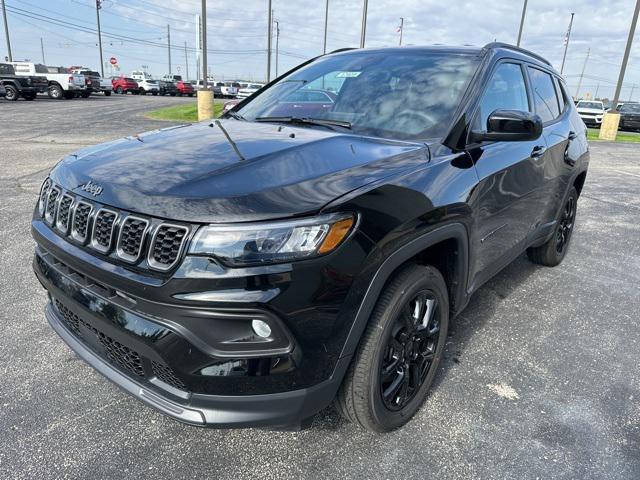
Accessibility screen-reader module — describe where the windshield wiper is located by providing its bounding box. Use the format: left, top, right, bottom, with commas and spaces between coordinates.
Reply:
224, 110, 246, 121
255, 116, 351, 130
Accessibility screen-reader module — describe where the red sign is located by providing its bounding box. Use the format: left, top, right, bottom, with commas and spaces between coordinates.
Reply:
109, 57, 117, 65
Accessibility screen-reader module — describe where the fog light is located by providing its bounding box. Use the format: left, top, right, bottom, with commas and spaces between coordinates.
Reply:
251, 319, 271, 338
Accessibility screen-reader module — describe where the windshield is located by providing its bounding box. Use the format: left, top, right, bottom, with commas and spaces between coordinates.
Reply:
237, 51, 479, 140
621, 103, 640, 113
577, 101, 603, 110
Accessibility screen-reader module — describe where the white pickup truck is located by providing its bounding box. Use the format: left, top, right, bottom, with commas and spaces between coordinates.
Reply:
575, 100, 605, 127
131, 70, 160, 95
10, 62, 85, 99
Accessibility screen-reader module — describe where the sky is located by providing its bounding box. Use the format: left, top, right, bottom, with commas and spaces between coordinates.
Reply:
2, 0, 640, 100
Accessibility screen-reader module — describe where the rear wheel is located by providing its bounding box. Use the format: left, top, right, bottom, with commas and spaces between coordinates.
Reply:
116, 86, 123, 94
48, 84, 63, 99
4, 85, 18, 101
139, 88, 146, 95
336, 264, 449, 432
527, 186, 578, 266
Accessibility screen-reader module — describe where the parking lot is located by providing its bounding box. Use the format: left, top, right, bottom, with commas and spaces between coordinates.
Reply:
1, 95, 639, 479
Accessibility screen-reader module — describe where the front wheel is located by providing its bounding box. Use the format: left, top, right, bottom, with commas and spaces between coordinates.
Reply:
527, 186, 578, 266
336, 264, 449, 432
104, 90, 111, 96
48, 84, 63, 99
4, 85, 18, 101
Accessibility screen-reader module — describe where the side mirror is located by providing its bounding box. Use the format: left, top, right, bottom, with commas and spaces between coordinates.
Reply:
470, 109, 543, 143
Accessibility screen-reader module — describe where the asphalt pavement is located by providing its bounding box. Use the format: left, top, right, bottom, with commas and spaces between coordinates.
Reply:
1, 95, 639, 479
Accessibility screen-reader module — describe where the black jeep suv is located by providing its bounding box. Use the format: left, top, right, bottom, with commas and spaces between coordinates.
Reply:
32, 43, 589, 432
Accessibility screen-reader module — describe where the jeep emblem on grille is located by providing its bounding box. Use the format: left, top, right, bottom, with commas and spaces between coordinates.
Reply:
79, 180, 103, 196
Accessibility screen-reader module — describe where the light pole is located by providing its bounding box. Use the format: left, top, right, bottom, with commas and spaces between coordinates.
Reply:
96, 0, 104, 76
323, 0, 329, 54
167, 25, 171, 75
398, 17, 404, 46
575, 48, 590, 100
198, 0, 214, 120
516, 0, 528, 47
360, 0, 368, 48
267, 1, 272, 82
600, 0, 640, 140
184, 41, 189, 81
560, 12, 574, 75
274, 19, 280, 78
1, 0, 11, 61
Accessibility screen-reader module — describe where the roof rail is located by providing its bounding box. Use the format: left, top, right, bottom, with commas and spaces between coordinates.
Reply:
328, 47, 357, 55
482, 42, 552, 66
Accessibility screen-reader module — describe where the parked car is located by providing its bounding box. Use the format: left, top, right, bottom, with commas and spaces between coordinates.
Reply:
0, 62, 48, 100
214, 81, 239, 98
161, 74, 183, 83
618, 102, 640, 131
158, 80, 177, 96
70, 68, 112, 96
112, 76, 139, 94
31, 43, 589, 433
10, 62, 83, 99
175, 80, 194, 96
575, 100, 605, 127
237, 83, 264, 98
130, 70, 160, 95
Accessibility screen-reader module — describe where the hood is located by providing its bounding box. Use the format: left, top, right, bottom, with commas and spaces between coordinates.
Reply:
50, 120, 428, 223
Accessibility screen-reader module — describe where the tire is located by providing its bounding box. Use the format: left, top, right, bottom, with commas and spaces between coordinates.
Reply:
81, 91, 91, 98
527, 186, 578, 267
64, 91, 75, 100
336, 264, 449, 432
152, 91, 158, 96
176, 92, 182, 97
170, 92, 176, 96
139, 88, 146, 95
48, 84, 63, 100
4, 85, 18, 101
116, 86, 123, 94
104, 91, 111, 96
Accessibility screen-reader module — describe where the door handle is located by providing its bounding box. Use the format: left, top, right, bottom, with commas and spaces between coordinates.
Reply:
531, 145, 546, 158
568, 131, 577, 141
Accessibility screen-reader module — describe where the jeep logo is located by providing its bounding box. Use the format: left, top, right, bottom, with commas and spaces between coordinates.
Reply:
80, 180, 103, 196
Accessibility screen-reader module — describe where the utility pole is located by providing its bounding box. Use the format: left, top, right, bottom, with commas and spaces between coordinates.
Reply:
611, 0, 640, 109
360, 0, 368, 48
95, 0, 104, 76
201, 1, 207, 88
398, 17, 404, 46
517, 0, 528, 47
197, 0, 214, 120
323, 0, 329, 54
1, 0, 11, 61
575, 48, 590, 100
167, 25, 171, 75
267, 0, 272, 82
594, 82, 600, 99
40, 37, 46, 64
560, 12, 574, 75
183, 41, 189, 81
274, 19, 280, 78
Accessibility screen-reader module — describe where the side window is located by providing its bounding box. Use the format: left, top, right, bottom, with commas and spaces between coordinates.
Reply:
528, 67, 561, 123
478, 63, 530, 130
553, 77, 569, 113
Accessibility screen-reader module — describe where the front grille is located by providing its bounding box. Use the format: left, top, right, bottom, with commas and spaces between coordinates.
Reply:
44, 187, 60, 224
38, 179, 190, 272
71, 202, 92, 242
91, 209, 117, 252
55, 194, 74, 233
54, 299, 186, 390
152, 360, 187, 390
117, 217, 148, 262
149, 225, 188, 270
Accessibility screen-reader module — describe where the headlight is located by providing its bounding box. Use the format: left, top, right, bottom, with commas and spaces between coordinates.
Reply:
189, 213, 355, 266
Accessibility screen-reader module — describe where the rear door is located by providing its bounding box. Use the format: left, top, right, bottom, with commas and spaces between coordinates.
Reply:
467, 61, 547, 289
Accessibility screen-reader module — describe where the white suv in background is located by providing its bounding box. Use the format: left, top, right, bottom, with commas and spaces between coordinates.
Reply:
131, 70, 160, 95
237, 83, 264, 98
575, 100, 605, 127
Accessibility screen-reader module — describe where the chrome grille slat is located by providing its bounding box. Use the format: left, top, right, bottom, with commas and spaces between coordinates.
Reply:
55, 194, 74, 234
91, 208, 118, 253
39, 180, 190, 271
44, 186, 61, 224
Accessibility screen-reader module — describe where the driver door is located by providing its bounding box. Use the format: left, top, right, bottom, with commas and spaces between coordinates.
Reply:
467, 61, 547, 289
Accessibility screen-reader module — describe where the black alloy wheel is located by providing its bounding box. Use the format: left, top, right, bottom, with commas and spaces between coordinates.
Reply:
380, 290, 442, 411
555, 195, 575, 255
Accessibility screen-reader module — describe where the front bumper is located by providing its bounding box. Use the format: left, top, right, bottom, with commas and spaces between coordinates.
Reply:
579, 114, 603, 125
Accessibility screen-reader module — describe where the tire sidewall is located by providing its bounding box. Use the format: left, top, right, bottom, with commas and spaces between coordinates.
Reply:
366, 267, 449, 431
550, 186, 578, 263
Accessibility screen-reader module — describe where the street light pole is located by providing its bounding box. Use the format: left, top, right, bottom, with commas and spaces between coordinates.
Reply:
274, 19, 280, 78
267, 0, 272, 82
398, 17, 404, 46
360, 0, 368, 48
560, 12, 574, 75
184, 41, 189, 81
323, 0, 329, 54
600, 0, 640, 140
167, 25, 171, 75
40, 37, 46, 64
516, 0, 528, 47
96, 0, 104, 76
575, 48, 590, 100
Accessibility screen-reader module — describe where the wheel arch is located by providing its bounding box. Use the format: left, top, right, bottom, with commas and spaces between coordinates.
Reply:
338, 222, 469, 360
